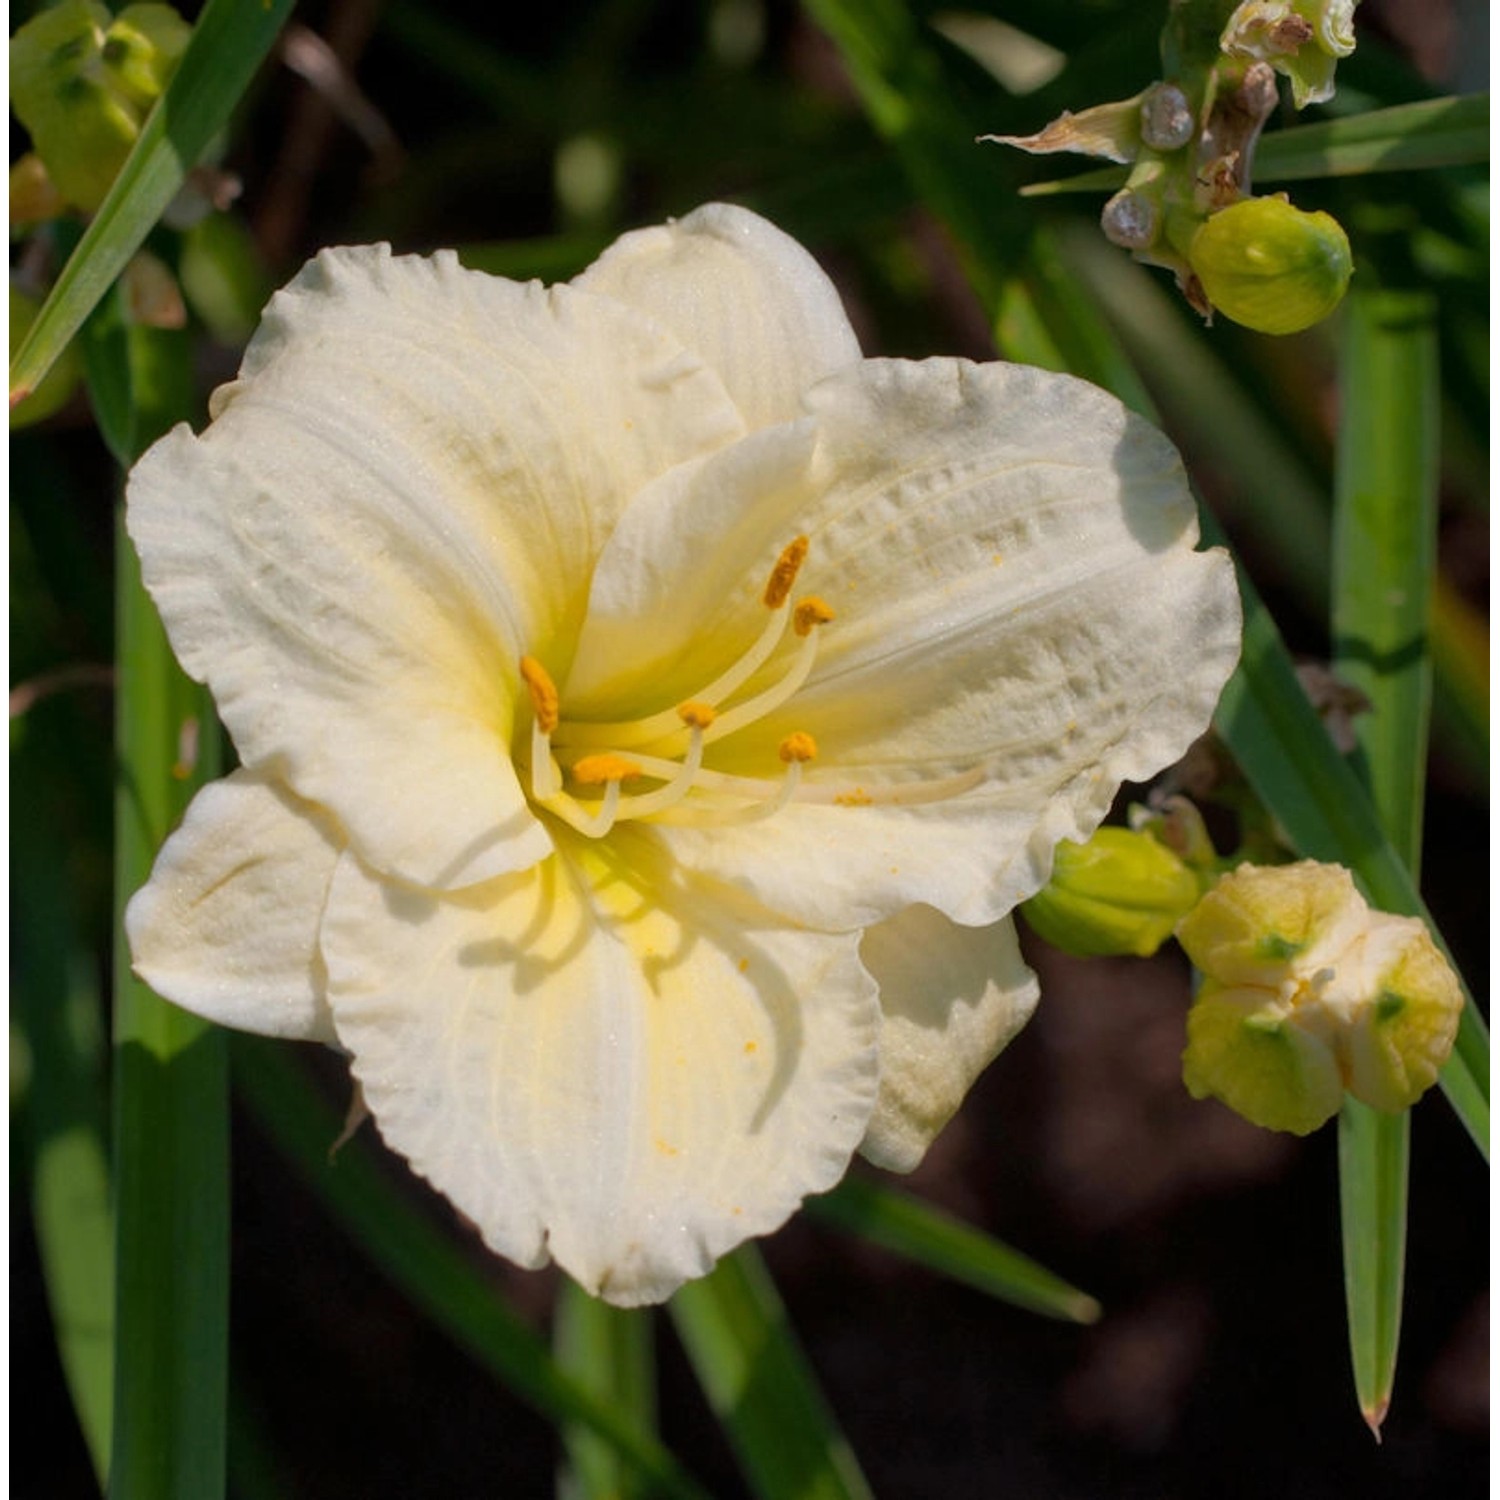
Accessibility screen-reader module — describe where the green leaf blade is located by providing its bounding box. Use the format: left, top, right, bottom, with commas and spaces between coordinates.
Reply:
807, 1174, 1100, 1324
111, 523, 228, 1500
1329, 286, 1441, 1438
555, 1285, 658, 1500
1337, 1100, 1410, 1438
1332, 289, 1441, 863
669, 1248, 873, 1500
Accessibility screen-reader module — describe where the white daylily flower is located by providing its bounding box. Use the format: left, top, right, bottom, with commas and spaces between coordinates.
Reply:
125, 203, 1241, 1305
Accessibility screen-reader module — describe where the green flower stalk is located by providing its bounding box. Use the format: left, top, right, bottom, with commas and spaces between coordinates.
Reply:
1177, 862, 1461, 1134
1022, 826, 1202, 959
9, 0, 190, 214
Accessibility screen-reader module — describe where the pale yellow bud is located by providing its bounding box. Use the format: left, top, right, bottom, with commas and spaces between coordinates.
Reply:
1177, 861, 1462, 1134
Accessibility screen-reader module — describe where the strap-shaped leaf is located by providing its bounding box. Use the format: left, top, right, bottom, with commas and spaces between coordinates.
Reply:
1330, 288, 1439, 1437
670, 1248, 874, 1500
112, 528, 228, 1500
807, 1174, 1099, 1323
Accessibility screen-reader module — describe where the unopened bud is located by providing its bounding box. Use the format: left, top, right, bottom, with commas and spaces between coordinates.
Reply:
1022, 827, 1201, 959
10, 0, 191, 213
1188, 195, 1352, 335
1177, 862, 1462, 1134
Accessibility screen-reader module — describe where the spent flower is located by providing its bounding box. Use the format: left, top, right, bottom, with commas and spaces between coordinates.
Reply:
1221, 0, 1359, 108
1178, 861, 1461, 1134
126, 204, 1240, 1303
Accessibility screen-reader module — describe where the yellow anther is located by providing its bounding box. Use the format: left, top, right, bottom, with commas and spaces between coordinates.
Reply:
779, 732, 818, 764
571, 753, 643, 786
519, 655, 560, 734
793, 596, 835, 637
763, 536, 809, 609
677, 700, 717, 729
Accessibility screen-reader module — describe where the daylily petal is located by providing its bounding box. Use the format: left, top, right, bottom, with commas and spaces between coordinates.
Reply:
128, 244, 744, 890
619, 358, 1239, 927
320, 828, 881, 1306
562, 418, 823, 713
857, 907, 1039, 1172
125, 768, 339, 1043
574, 201, 864, 430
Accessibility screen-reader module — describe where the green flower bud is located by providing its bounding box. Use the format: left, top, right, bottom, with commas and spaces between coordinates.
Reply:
10, 0, 190, 213
1188, 195, 1352, 335
9, 285, 82, 428
1177, 861, 1462, 1134
1022, 827, 1201, 959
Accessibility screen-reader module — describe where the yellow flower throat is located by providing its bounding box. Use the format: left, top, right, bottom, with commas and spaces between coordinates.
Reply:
520, 536, 980, 838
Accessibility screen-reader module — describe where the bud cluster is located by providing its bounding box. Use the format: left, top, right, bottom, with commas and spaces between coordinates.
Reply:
982, 0, 1358, 334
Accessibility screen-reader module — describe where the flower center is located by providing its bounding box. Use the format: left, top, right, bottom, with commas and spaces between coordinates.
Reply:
518, 537, 982, 839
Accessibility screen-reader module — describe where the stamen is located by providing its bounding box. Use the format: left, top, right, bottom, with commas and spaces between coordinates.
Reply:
519, 656, 559, 733
701, 602, 831, 746
534, 752, 640, 839
763, 536, 809, 608
520, 655, 562, 799
552, 539, 813, 750
793, 597, 835, 636
518, 537, 986, 839
678, 701, 717, 730
607, 718, 707, 820
779, 731, 818, 763
571, 753, 643, 785
712, 734, 818, 824
544, 779, 625, 839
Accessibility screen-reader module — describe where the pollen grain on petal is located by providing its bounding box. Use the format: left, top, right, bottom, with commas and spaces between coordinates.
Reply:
519, 655, 560, 733
571, 753, 644, 785
762, 535, 809, 609
792, 596, 835, 636
677, 700, 717, 729
779, 731, 818, 763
